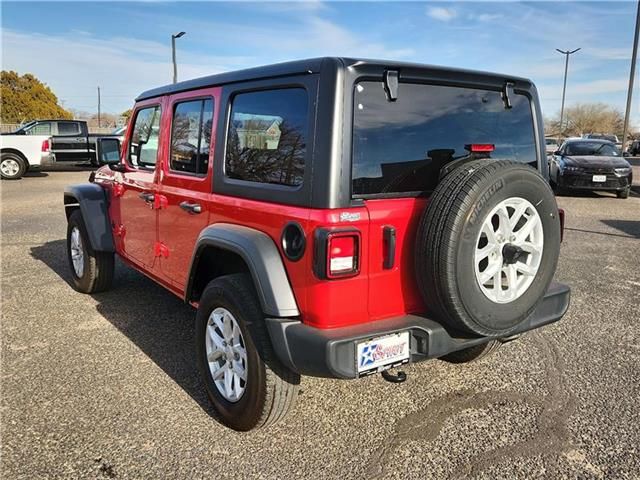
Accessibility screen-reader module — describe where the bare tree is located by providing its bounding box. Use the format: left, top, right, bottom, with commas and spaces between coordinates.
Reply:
546, 103, 624, 138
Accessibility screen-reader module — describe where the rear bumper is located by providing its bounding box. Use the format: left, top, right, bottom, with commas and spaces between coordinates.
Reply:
266, 282, 570, 379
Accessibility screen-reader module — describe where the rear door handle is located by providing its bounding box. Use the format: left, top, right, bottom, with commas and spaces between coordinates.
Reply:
139, 192, 155, 203
179, 201, 202, 214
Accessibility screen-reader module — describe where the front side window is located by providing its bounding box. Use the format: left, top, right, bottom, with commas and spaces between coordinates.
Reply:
57, 122, 81, 135
170, 98, 214, 175
225, 88, 308, 187
25, 122, 52, 135
129, 105, 161, 168
352, 81, 537, 196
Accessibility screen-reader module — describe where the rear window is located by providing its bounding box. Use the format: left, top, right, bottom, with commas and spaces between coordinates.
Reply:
57, 122, 81, 135
352, 81, 537, 196
225, 88, 308, 187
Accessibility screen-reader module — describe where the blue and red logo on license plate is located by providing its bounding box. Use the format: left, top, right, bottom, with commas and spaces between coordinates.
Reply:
357, 331, 410, 376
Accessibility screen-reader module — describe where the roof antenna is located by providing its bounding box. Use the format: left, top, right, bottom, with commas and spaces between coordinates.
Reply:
384, 70, 399, 101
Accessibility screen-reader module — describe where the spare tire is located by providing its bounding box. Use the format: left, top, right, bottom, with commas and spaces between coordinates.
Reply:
415, 160, 561, 337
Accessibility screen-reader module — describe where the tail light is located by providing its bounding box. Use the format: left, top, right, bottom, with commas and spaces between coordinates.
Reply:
314, 229, 361, 279
41, 139, 50, 152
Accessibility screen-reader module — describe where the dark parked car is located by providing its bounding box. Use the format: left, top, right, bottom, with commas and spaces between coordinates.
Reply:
5, 120, 120, 165
628, 139, 640, 156
549, 139, 632, 198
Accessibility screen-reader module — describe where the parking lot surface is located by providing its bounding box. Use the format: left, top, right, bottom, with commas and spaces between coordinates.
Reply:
2, 169, 639, 479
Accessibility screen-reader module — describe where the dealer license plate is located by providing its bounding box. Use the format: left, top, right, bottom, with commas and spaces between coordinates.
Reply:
592, 175, 607, 183
357, 331, 410, 376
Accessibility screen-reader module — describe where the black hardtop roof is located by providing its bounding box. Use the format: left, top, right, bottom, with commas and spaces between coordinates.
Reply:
135, 56, 532, 101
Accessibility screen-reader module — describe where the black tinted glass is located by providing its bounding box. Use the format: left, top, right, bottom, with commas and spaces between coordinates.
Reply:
565, 142, 619, 156
225, 88, 307, 187
58, 122, 81, 135
170, 98, 214, 175
352, 82, 536, 196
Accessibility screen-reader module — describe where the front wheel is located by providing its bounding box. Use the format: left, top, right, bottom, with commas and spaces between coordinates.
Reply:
617, 187, 630, 199
66, 209, 114, 293
195, 274, 300, 431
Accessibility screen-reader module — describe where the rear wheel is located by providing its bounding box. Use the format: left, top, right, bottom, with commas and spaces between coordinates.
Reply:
195, 274, 300, 431
415, 160, 561, 337
0, 153, 26, 180
66, 209, 114, 293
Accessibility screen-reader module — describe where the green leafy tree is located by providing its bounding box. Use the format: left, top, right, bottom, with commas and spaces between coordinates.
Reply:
121, 109, 132, 120
0, 70, 72, 123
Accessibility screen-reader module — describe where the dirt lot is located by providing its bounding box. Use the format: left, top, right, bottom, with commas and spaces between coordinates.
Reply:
2, 169, 639, 479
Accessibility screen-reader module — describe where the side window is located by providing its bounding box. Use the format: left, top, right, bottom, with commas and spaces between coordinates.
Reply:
128, 105, 161, 168
225, 88, 308, 187
170, 98, 214, 175
57, 122, 81, 136
26, 123, 52, 135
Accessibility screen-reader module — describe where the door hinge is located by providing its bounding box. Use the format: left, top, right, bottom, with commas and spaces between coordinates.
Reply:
153, 194, 168, 210
153, 242, 169, 258
112, 184, 125, 197
113, 224, 126, 237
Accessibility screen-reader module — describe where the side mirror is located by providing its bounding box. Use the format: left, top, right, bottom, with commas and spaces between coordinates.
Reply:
96, 137, 123, 167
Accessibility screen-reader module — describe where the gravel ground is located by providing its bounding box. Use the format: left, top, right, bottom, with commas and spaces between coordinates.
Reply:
1, 168, 639, 479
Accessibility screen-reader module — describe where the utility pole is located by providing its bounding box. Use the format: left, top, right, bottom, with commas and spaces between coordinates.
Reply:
97, 86, 101, 128
556, 48, 581, 135
172, 31, 186, 84
622, 0, 640, 154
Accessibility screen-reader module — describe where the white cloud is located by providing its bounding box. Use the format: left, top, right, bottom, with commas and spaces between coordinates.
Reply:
427, 7, 457, 22
474, 13, 503, 22
571, 79, 628, 96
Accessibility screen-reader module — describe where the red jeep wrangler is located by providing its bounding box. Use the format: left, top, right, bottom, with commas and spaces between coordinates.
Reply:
64, 58, 570, 431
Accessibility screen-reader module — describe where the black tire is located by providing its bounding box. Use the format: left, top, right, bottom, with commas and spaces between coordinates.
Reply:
66, 209, 114, 293
195, 274, 300, 431
0, 153, 27, 180
440, 340, 501, 364
415, 160, 561, 337
617, 188, 630, 199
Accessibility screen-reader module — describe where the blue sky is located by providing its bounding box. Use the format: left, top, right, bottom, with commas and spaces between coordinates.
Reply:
2, 1, 639, 127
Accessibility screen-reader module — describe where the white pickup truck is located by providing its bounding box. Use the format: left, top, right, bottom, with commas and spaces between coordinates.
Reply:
0, 134, 55, 179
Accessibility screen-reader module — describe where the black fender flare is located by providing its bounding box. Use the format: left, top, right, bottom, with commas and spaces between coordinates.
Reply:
187, 223, 299, 318
63, 183, 114, 252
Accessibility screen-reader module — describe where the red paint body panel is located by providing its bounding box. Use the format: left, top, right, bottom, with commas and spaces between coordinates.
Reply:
363, 197, 429, 320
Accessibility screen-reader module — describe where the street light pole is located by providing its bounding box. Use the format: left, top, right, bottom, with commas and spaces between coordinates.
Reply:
171, 31, 186, 84
556, 47, 581, 135
622, 1, 640, 154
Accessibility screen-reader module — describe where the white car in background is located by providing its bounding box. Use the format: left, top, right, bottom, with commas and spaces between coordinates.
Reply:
0, 134, 55, 179
545, 137, 560, 155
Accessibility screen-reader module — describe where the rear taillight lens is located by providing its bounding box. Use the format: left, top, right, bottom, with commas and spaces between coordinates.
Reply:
314, 229, 361, 279
41, 139, 50, 152
329, 236, 357, 275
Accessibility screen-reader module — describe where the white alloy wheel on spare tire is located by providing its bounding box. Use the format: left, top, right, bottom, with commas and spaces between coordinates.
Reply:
415, 160, 561, 337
